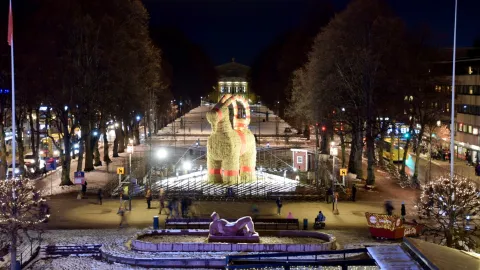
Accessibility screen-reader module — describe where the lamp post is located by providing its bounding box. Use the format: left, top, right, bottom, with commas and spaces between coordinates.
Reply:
127, 139, 134, 211
450, 0, 458, 180
330, 141, 339, 215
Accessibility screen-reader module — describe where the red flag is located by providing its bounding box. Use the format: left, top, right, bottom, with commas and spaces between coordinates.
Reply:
8, 0, 13, 46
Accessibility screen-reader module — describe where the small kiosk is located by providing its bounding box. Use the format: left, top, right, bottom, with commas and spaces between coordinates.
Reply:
290, 149, 314, 172
365, 212, 424, 239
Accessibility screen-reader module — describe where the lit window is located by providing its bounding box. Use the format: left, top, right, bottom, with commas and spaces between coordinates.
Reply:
469, 86, 474, 94
297, 156, 303, 164
469, 125, 473, 133
469, 66, 473, 75
473, 128, 478, 135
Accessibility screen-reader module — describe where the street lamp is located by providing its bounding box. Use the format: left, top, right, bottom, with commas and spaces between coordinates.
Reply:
330, 141, 339, 215
127, 143, 134, 211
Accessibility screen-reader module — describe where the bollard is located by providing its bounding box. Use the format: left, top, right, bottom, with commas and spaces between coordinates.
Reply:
153, 216, 159, 230
303, 218, 308, 230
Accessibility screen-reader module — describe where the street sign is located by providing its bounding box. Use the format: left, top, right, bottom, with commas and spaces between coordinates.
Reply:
340, 168, 347, 176
117, 167, 125, 175
48, 160, 57, 171
74, 171, 85, 185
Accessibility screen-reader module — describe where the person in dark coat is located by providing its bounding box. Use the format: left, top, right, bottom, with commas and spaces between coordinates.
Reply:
276, 197, 283, 216
327, 187, 333, 203
401, 202, 406, 222
351, 184, 357, 202
385, 201, 394, 215
81, 181, 87, 197
97, 188, 103, 205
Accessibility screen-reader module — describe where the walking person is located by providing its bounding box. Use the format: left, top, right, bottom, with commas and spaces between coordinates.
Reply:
97, 188, 103, 205
118, 207, 127, 228
351, 184, 357, 202
275, 197, 283, 216
327, 186, 333, 203
145, 187, 152, 209
385, 200, 394, 216
401, 202, 406, 222
81, 180, 87, 198
158, 189, 165, 215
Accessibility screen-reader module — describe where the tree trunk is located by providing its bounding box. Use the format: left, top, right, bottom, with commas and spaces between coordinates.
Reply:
94, 136, 101, 166
28, 108, 39, 171
102, 128, 111, 163
118, 126, 125, 153
348, 129, 356, 174
0, 122, 8, 179
112, 130, 119, 157
123, 120, 129, 149
134, 123, 140, 145
16, 124, 25, 177
378, 129, 385, 167
76, 138, 84, 172
60, 119, 73, 185
354, 128, 364, 179
400, 138, 411, 176
83, 121, 94, 172
366, 129, 375, 185
389, 127, 395, 165
413, 125, 425, 181
10, 230, 17, 270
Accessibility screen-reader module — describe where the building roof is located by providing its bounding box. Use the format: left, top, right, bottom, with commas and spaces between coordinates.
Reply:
216, 58, 250, 81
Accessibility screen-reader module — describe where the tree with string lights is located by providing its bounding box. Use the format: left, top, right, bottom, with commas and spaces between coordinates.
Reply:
417, 175, 480, 251
0, 180, 49, 270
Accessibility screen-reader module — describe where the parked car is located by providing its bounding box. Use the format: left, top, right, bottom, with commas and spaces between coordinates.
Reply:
24, 154, 46, 169
7, 163, 31, 178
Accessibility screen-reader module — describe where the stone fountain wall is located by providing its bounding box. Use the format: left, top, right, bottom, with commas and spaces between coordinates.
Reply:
130, 229, 336, 252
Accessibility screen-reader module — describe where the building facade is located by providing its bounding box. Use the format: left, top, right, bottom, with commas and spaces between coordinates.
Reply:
435, 52, 480, 163
215, 58, 250, 101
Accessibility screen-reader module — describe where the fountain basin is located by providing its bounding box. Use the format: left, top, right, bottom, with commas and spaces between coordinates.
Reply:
131, 229, 336, 252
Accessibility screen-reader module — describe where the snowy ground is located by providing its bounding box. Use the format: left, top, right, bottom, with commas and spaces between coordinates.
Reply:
158, 104, 297, 136
24, 228, 390, 270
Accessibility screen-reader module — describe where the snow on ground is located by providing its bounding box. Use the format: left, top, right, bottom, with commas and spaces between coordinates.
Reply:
158, 104, 297, 136
25, 228, 391, 269
29, 257, 148, 270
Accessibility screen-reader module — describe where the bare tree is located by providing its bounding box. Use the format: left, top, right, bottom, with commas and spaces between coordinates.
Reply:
418, 175, 480, 251
0, 180, 49, 270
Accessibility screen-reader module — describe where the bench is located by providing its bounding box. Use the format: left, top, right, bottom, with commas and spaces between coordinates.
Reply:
164, 218, 299, 230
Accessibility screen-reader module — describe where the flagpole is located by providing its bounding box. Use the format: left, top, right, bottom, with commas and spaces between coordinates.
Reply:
9, 0, 16, 179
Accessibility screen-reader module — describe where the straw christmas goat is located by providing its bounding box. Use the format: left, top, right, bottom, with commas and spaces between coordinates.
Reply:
207, 94, 256, 184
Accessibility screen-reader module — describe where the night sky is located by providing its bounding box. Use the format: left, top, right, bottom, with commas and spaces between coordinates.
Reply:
143, 0, 480, 66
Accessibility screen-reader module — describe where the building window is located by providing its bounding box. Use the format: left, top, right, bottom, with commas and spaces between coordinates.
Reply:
297, 156, 303, 164
469, 125, 473, 133
474, 128, 479, 135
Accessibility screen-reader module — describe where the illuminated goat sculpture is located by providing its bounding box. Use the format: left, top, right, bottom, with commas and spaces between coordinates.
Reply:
206, 95, 256, 184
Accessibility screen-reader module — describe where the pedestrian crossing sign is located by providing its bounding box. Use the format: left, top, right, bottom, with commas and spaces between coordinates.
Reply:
340, 168, 347, 176
117, 167, 125, 175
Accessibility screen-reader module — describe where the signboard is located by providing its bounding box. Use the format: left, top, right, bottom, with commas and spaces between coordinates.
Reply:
340, 168, 347, 176
48, 160, 57, 171
117, 167, 125, 175
74, 171, 85, 185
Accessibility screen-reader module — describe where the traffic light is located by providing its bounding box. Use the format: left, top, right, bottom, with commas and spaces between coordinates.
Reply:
321, 126, 326, 132
404, 132, 410, 139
